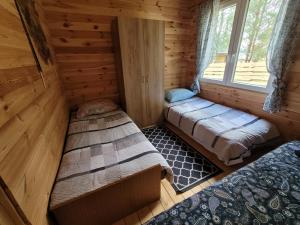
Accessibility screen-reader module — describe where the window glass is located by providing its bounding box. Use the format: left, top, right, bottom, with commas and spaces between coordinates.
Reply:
203, 3, 237, 81
232, 0, 282, 87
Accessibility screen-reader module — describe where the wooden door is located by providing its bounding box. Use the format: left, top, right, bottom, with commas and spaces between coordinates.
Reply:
118, 17, 145, 128
143, 19, 164, 127
117, 17, 164, 128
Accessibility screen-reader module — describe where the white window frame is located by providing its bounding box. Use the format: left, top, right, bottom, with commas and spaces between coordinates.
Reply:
201, 0, 274, 93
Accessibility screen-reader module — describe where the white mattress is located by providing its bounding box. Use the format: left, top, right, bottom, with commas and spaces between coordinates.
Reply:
164, 97, 280, 165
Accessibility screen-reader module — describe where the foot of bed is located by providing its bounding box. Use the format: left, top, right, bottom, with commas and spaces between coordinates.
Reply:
51, 165, 161, 225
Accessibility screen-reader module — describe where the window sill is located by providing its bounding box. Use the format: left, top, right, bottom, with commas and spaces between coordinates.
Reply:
201, 79, 270, 94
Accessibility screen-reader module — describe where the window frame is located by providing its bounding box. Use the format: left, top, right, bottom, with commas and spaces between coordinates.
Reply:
201, 0, 274, 93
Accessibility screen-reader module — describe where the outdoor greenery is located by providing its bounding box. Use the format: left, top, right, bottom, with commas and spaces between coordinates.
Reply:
204, 0, 282, 87
215, 4, 235, 58
215, 0, 282, 63
240, 0, 282, 62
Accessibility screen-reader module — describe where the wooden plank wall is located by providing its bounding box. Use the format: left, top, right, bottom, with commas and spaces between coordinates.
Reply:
0, 0, 69, 225
40, 0, 197, 107
39, 0, 300, 139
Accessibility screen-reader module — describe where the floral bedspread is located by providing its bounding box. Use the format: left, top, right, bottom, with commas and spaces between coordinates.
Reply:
146, 141, 300, 225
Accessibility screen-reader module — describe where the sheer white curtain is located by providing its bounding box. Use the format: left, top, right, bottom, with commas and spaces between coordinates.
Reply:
191, 0, 220, 93
263, 0, 300, 113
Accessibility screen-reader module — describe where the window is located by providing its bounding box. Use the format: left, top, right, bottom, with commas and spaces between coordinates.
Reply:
202, 0, 282, 93
203, 2, 237, 81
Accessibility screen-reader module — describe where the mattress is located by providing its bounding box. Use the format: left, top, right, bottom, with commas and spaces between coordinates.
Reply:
50, 109, 173, 210
146, 141, 300, 225
165, 97, 280, 165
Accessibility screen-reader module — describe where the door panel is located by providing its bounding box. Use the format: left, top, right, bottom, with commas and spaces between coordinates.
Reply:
118, 17, 145, 127
118, 17, 164, 127
143, 19, 164, 127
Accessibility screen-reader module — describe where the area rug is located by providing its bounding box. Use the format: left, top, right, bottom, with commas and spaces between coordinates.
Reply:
142, 126, 222, 193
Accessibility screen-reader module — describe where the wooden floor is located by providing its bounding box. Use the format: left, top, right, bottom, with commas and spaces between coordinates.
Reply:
112, 173, 231, 225
112, 122, 270, 225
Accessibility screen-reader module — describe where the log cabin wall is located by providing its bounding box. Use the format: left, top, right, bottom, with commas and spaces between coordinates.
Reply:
40, 0, 197, 107
0, 1, 298, 225
0, 0, 69, 224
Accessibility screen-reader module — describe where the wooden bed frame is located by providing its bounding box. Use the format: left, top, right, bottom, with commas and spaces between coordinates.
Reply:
51, 165, 161, 225
165, 121, 275, 172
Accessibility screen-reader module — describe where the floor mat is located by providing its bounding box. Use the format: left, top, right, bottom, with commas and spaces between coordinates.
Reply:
142, 126, 223, 193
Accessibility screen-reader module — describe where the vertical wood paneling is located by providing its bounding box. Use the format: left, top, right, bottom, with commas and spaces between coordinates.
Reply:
0, 1, 69, 225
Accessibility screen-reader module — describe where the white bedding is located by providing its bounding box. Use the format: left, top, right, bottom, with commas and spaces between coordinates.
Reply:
165, 97, 280, 165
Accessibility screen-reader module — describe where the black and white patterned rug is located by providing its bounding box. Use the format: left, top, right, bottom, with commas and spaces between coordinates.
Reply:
142, 126, 222, 193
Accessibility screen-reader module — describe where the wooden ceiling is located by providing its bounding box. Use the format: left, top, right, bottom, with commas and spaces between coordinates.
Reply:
40, 0, 199, 106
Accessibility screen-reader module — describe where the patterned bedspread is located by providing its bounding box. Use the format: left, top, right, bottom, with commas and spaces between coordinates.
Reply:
146, 141, 300, 225
165, 97, 280, 165
49, 109, 173, 210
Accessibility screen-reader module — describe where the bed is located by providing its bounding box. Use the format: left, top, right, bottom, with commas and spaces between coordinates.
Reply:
146, 141, 300, 225
49, 109, 173, 225
165, 97, 280, 165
